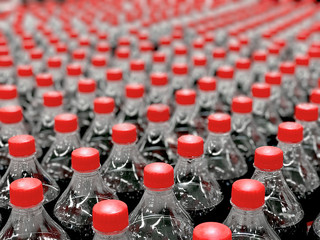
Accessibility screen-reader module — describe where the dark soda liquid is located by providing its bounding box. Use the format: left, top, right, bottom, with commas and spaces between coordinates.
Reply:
308, 225, 320, 240
61, 222, 94, 240
217, 178, 243, 214
0, 208, 11, 230
274, 219, 307, 240
296, 187, 320, 222
266, 134, 278, 146
117, 190, 144, 213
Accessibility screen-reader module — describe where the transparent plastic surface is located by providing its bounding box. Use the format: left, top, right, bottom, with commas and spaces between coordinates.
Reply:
93, 229, 131, 240
235, 69, 253, 95
216, 80, 235, 112
54, 170, 117, 240
148, 85, 170, 105
104, 81, 124, 113
129, 188, 193, 239
0, 204, 70, 240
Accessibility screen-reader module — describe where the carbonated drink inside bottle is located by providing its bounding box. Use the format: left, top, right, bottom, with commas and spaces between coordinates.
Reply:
193, 222, 232, 240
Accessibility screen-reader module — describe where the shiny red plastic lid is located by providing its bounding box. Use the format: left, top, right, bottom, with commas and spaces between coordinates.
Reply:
175, 89, 196, 105
265, 72, 281, 85
277, 122, 303, 143
310, 88, 320, 104
8, 135, 36, 157
212, 48, 226, 58
94, 97, 114, 114
112, 123, 136, 144
229, 41, 240, 52
254, 146, 283, 171
116, 47, 130, 59
43, 91, 63, 107
295, 103, 318, 122
54, 113, 78, 133
10, 178, 43, 208
153, 52, 166, 63
0, 105, 23, 123
96, 41, 110, 52
125, 84, 144, 98
208, 113, 231, 133
295, 55, 309, 66
47, 56, 62, 68
198, 77, 216, 91
130, 59, 145, 71
0, 55, 13, 67
73, 49, 86, 60
91, 55, 107, 67
235, 58, 250, 69
106, 68, 122, 81
308, 47, 320, 58
251, 83, 271, 98
0, 85, 17, 99
178, 135, 203, 158
150, 72, 168, 86
231, 179, 265, 210
36, 73, 53, 87
93, 200, 129, 233
193, 222, 232, 240
17, 65, 33, 77
30, 48, 43, 59
280, 62, 295, 74
232, 96, 252, 114
253, 50, 267, 61
172, 63, 188, 75
67, 63, 82, 76
144, 162, 174, 189
217, 66, 234, 79
78, 79, 96, 93
147, 104, 170, 122
193, 55, 207, 66
72, 147, 100, 172
174, 45, 187, 55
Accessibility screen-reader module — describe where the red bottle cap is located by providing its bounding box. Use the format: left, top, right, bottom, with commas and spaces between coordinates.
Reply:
295, 103, 318, 122
106, 68, 122, 81
208, 113, 231, 133
151, 72, 168, 86
56, 42, 67, 53
160, 36, 171, 45
268, 45, 280, 55
0, 85, 17, 99
130, 59, 145, 71
254, 146, 283, 171
277, 122, 303, 143
212, 48, 226, 58
175, 89, 196, 105
72, 147, 100, 172
0, 105, 23, 124
93, 200, 129, 233
67, 63, 82, 76
193, 222, 232, 240
43, 91, 63, 107
310, 88, 320, 104
116, 47, 130, 59
198, 77, 216, 91
193, 55, 207, 66
10, 178, 43, 208
73, 49, 86, 60
178, 135, 203, 158
174, 45, 187, 55
229, 41, 240, 52
235, 58, 250, 70
308, 47, 320, 58
17, 65, 33, 77
125, 84, 144, 98
30, 48, 43, 59
54, 113, 78, 133
144, 162, 174, 189
97, 42, 110, 53
253, 50, 267, 61
265, 72, 281, 85
217, 66, 234, 79
94, 97, 114, 114
251, 83, 271, 98
36, 73, 53, 87
153, 52, 166, 63
279, 62, 295, 74
91, 55, 107, 67
139, 41, 153, 52
172, 63, 188, 75
231, 179, 265, 210
8, 135, 36, 157
112, 123, 137, 144
147, 104, 170, 122
78, 79, 96, 93
193, 38, 204, 49
0, 55, 13, 67
47, 56, 62, 68
295, 55, 309, 66
118, 37, 130, 46
232, 96, 252, 114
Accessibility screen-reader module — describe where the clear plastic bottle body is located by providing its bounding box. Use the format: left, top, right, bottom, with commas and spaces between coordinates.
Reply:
191, 66, 207, 86
93, 229, 131, 240
251, 169, 306, 239
171, 75, 189, 94
235, 69, 253, 95
174, 155, 224, 224
128, 71, 147, 86
0, 204, 70, 240
104, 81, 123, 113
296, 65, 312, 91
129, 188, 194, 240
252, 62, 267, 83
148, 85, 170, 105
0, 67, 14, 85
100, 143, 147, 212
224, 205, 281, 240
217, 79, 235, 112
54, 170, 117, 240
282, 73, 307, 106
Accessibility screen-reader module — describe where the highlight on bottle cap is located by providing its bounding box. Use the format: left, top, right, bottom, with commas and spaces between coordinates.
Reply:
251, 83, 271, 98
78, 79, 96, 93
198, 77, 216, 91
47, 56, 62, 68
112, 123, 137, 144
310, 88, 320, 104
54, 113, 78, 133
116, 47, 130, 59
130, 59, 145, 71
193, 55, 207, 66
10, 178, 43, 208
175, 89, 196, 105
254, 146, 283, 171
217, 65, 234, 79
212, 48, 226, 58
235, 58, 250, 70
0, 84, 17, 99
125, 84, 144, 98
232, 96, 252, 114
193, 222, 232, 240
277, 122, 303, 143
94, 97, 115, 114
67, 63, 82, 76
172, 63, 188, 75
231, 179, 265, 210
295, 103, 318, 122
0, 105, 23, 124
106, 68, 122, 81
253, 50, 267, 61
8, 135, 36, 157
43, 91, 63, 107
150, 72, 168, 86
91, 54, 107, 67
144, 162, 174, 189
265, 72, 281, 85
279, 62, 295, 74
72, 147, 100, 172
36, 73, 53, 87
147, 104, 170, 122
93, 200, 129, 233
17, 65, 33, 77
208, 113, 231, 133
178, 135, 204, 158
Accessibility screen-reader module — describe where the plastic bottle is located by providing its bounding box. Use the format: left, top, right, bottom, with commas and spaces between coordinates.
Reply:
54, 147, 117, 240
100, 123, 147, 213
277, 122, 320, 222
173, 44, 188, 64
191, 55, 207, 86
128, 59, 147, 85
29, 48, 44, 74
151, 52, 167, 73
72, 49, 87, 72
295, 55, 312, 91
129, 162, 193, 239
148, 72, 170, 105
104, 68, 124, 114
234, 58, 252, 95
92, 200, 131, 240
0, 178, 69, 239
65, 63, 82, 102
216, 65, 235, 112
267, 44, 281, 71
0, 55, 14, 85
174, 135, 224, 224
89, 54, 107, 87
0, 84, 18, 107
223, 179, 281, 239
41, 113, 82, 190
310, 88, 320, 127
204, 113, 248, 204
193, 222, 232, 240
252, 50, 268, 83
114, 47, 130, 79
209, 48, 226, 76
0, 135, 60, 224
47, 56, 63, 90
252, 146, 306, 239
171, 63, 189, 93
231, 96, 266, 177
251, 83, 281, 146
227, 41, 241, 66
16, 65, 34, 111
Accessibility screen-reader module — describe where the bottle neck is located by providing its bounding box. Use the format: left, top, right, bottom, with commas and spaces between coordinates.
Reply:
77, 92, 95, 109
174, 104, 196, 122
253, 97, 269, 115
0, 122, 26, 137
42, 105, 63, 118
198, 90, 217, 108
124, 98, 144, 115
232, 112, 253, 132
206, 131, 230, 141
11, 203, 43, 217
55, 131, 81, 144
146, 121, 169, 133
94, 227, 129, 239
